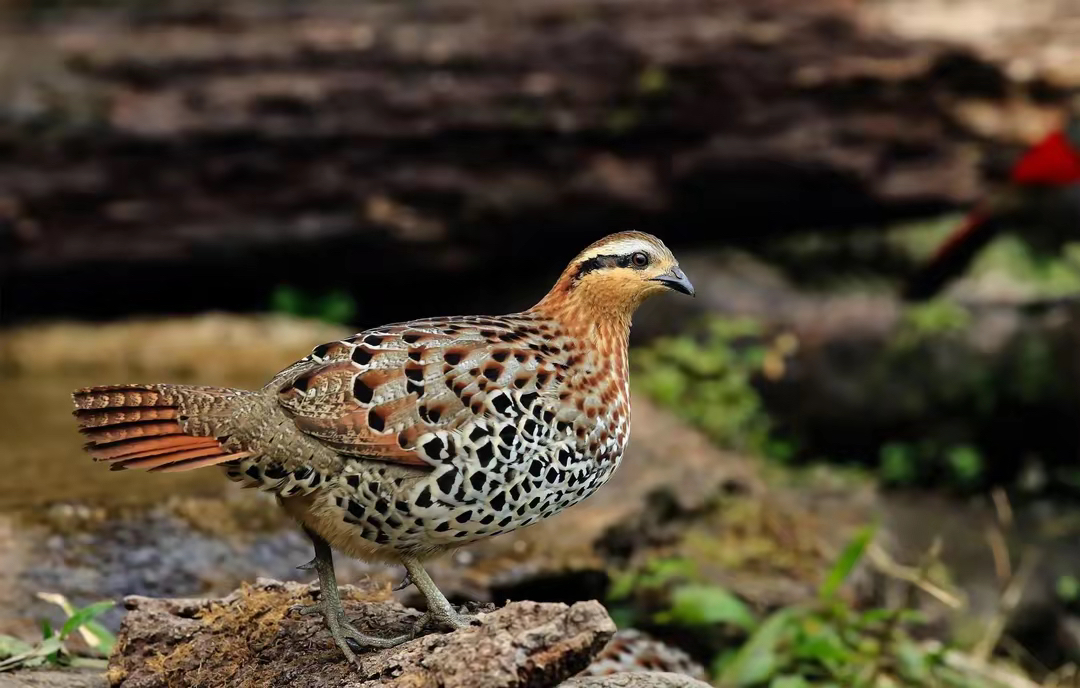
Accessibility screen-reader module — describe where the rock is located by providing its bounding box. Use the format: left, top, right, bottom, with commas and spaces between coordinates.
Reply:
563, 673, 712, 688
106, 578, 616, 688
0, 670, 106, 688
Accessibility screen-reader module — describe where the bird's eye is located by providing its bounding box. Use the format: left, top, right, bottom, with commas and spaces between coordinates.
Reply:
631, 252, 649, 267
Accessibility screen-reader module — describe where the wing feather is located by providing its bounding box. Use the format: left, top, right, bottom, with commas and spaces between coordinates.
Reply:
272, 318, 546, 469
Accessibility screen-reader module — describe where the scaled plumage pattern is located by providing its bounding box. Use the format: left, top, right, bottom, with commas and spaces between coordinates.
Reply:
583, 629, 707, 680
72, 231, 694, 663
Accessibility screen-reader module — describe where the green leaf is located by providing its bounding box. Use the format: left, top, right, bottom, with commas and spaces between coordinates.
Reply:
791, 627, 849, 665
61, 601, 115, 641
655, 584, 756, 630
269, 285, 308, 317
857, 608, 896, 625
607, 606, 636, 631
0, 635, 34, 660
81, 619, 117, 656
820, 526, 875, 600
38, 637, 64, 666
0, 636, 65, 672
879, 443, 918, 485
895, 639, 931, 682
637, 557, 698, 590
770, 676, 811, 688
316, 290, 357, 325
1058, 575, 1080, 602
720, 608, 798, 685
945, 445, 983, 486
606, 571, 638, 601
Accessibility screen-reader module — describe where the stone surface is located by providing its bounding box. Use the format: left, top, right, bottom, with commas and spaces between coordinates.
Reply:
0, 670, 106, 688
106, 578, 616, 688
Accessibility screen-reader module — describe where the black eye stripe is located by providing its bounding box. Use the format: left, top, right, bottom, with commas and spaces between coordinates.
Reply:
616, 252, 649, 269
574, 249, 652, 279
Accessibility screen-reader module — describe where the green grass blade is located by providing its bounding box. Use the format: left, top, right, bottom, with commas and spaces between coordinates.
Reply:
60, 601, 114, 641
820, 526, 875, 600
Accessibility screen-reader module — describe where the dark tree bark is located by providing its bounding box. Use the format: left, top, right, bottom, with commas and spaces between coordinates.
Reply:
0, 0, 1065, 323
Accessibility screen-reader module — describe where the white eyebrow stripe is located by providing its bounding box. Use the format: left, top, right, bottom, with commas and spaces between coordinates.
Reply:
577, 238, 657, 261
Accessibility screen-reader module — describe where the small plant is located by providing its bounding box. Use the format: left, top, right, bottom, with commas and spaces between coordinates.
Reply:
610, 527, 1033, 686
1057, 575, 1080, 605
632, 318, 782, 456
710, 525, 961, 687
892, 300, 971, 353
0, 594, 116, 672
877, 442, 986, 489
270, 285, 357, 325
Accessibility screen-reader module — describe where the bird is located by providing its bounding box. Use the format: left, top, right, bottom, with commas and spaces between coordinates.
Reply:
581, 629, 707, 679
903, 110, 1080, 300
70, 231, 694, 664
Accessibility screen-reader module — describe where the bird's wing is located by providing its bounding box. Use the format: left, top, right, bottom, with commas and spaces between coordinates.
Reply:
273, 315, 575, 469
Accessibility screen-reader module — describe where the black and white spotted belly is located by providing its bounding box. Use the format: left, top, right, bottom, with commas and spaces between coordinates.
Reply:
329, 387, 625, 549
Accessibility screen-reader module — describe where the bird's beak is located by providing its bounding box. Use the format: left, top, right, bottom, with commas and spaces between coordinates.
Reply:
651, 266, 695, 296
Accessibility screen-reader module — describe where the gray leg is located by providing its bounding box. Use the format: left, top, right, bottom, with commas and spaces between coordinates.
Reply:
296, 529, 409, 662
400, 555, 479, 633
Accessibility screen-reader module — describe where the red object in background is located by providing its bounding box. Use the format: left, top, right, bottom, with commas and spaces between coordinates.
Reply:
903, 124, 1080, 301
1010, 130, 1080, 186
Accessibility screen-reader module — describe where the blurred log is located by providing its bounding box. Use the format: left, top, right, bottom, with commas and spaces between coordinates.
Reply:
1, 0, 1073, 323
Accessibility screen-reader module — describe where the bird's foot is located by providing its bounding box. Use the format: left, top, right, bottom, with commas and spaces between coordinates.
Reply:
409, 606, 480, 638
293, 595, 409, 663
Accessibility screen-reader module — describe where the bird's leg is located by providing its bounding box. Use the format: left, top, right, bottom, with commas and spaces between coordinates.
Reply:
295, 529, 409, 661
400, 555, 479, 635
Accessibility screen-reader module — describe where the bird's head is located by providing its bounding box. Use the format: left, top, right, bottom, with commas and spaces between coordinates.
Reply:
532, 231, 694, 325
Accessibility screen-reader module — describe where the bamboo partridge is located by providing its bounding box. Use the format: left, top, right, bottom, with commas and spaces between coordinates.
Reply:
71, 231, 694, 663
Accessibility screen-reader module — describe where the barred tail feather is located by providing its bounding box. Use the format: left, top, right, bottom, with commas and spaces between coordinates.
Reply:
72, 384, 252, 472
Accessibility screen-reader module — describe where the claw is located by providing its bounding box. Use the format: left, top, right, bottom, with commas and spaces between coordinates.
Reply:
393, 572, 413, 592
293, 603, 323, 617
440, 610, 479, 631
409, 607, 478, 637
409, 612, 431, 638
297, 557, 317, 571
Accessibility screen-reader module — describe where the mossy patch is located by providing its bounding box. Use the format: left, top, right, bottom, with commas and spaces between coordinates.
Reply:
115, 580, 398, 687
